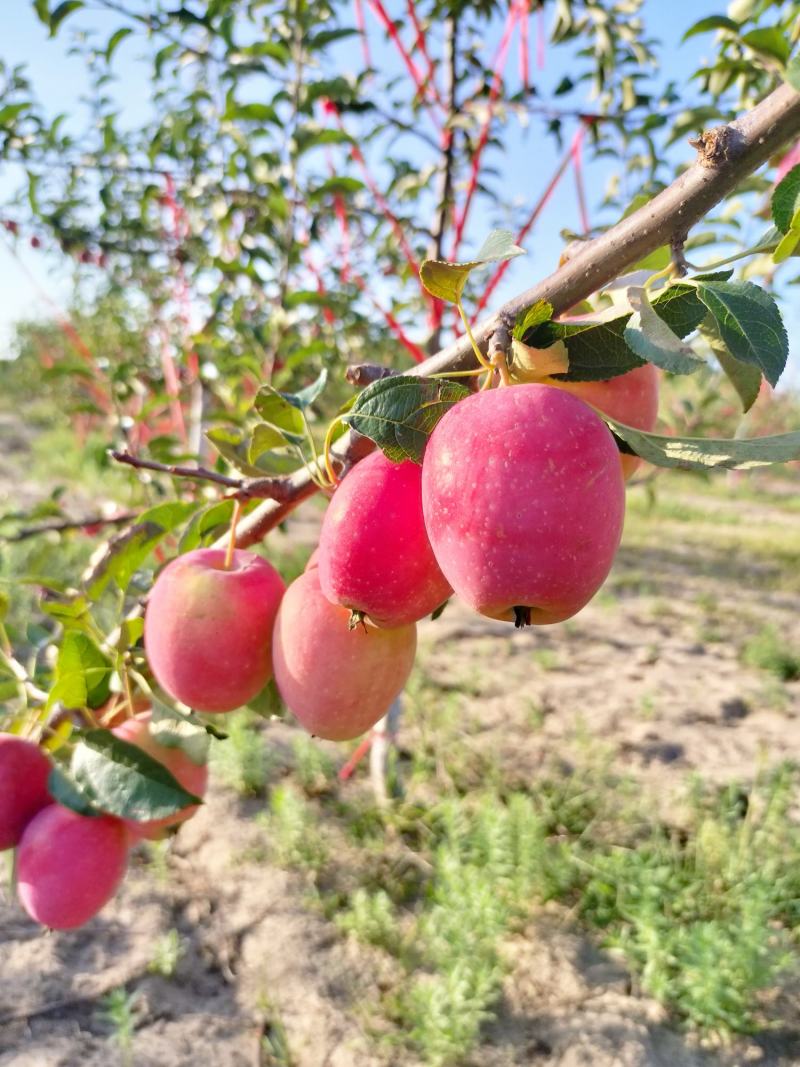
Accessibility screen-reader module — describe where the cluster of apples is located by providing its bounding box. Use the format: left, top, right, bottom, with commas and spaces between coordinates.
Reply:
2, 367, 656, 932
0, 715, 208, 930
145, 368, 658, 741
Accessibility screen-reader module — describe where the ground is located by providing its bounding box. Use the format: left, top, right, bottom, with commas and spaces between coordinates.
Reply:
1, 409, 800, 1066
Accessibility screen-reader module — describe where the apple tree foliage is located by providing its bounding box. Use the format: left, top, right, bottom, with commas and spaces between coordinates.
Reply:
0, 0, 799, 814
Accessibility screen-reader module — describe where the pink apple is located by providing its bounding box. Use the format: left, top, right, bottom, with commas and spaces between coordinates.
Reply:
144, 548, 285, 712
422, 384, 625, 625
17, 804, 129, 930
272, 569, 417, 741
552, 362, 659, 479
0, 735, 51, 850
318, 450, 451, 627
112, 711, 208, 839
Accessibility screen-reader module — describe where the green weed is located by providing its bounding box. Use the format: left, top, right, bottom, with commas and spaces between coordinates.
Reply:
742, 626, 800, 682
210, 711, 272, 795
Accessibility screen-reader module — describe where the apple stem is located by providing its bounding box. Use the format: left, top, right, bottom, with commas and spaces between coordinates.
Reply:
224, 500, 243, 570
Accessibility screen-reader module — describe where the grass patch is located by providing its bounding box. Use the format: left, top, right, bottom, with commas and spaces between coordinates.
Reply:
742, 626, 800, 682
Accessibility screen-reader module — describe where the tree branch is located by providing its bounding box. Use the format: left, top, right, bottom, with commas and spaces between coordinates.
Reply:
109, 451, 297, 502
215, 83, 800, 552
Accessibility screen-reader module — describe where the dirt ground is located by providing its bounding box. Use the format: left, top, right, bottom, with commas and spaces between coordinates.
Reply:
2, 425, 800, 1065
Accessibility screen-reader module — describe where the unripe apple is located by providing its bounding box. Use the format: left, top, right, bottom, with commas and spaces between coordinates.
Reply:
551, 363, 659, 479
422, 384, 625, 625
144, 548, 285, 712
112, 712, 208, 839
17, 805, 129, 930
0, 735, 51, 850
272, 569, 417, 741
318, 451, 451, 627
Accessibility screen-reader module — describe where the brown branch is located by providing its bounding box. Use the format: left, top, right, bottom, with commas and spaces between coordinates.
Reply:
109, 450, 297, 502
205, 83, 800, 551
4, 512, 138, 542
345, 364, 399, 387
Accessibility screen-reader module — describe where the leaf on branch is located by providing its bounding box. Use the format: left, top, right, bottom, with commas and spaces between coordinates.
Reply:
69, 730, 202, 821
681, 15, 739, 40
511, 299, 553, 340
343, 376, 470, 463
249, 423, 292, 462
600, 416, 800, 471
49, 0, 83, 35
739, 28, 791, 65
623, 287, 706, 375
700, 316, 762, 413
771, 164, 800, 234
696, 280, 787, 387
150, 698, 215, 765
786, 55, 800, 92
420, 230, 525, 304
46, 632, 111, 711
522, 277, 724, 381
178, 499, 235, 553
83, 501, 197, 600
105, 26, 132, 61
509, 339, 570, 382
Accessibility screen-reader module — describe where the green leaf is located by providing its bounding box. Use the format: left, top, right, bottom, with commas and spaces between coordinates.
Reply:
178, 499, 235, 553
739, 28, 791, 65
681, 15, 739, 40
292, 368, 329, 409
225, 102, 280, 125
0, 590, 8, 621
252, 387, 307, 439
47, 765, 99, 817
33, 0, 50, 27
420, 230, 525, 304
785, 55, 800, 92
772, 165, 800, 234
150, 699, 211, 766
83, 501, 197, 599
700, 316, 761, 413
106, 26, 132, 60
206, 427, 269, 475
523, 278, 720, 381
249, 423, 290, 462
70, 730, 201, 821
512, 300, 553, 341
343, 376, 470, 463
623, 287, 705, 375
696, 280, 787, 387
0, 103, 31, 126
773, 226, 800, 264
49, 0, 83, 34
47, 632, 111, 711
310, 177, 365, 198
600, 416, 800, 471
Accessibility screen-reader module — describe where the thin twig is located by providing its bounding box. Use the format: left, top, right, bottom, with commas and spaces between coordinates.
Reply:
109, 450, 298, 502
4, 512, 137, 542
345, 364, 399, 387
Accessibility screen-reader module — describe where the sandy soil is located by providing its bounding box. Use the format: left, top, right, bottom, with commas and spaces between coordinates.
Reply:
2, 418, 799, 1065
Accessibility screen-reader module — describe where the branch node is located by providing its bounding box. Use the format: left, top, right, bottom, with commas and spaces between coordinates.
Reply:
689, 126, 746, 169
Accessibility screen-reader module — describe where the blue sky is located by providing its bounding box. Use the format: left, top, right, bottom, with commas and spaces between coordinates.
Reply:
1, 0, 797, 385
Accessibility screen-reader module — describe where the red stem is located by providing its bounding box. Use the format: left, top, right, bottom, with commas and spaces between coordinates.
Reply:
353, 0, 372, 70
519, 0, 530, 92
406, 0, 444, 109
537, 3, 546, 70
473, 136, 574, 319
363, 0, 438, 115
450, 4, 520, 257
571, 124, 590, 234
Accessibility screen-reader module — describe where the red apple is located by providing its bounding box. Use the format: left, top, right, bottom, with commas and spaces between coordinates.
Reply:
112, 712, 208, 839
272, 569, 417, 741
144, 548, 285, 712
551, 363, 659, 479
17, 805, 129, 930
318, 451, 451, 627
0, 735, 51, 851
421, 384, 625, 625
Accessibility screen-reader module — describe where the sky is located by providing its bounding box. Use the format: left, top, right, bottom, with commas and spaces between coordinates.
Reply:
0, 0, 797, 385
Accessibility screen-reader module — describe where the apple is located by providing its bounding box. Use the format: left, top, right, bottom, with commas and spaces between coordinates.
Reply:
318, 450, 451, 627
144, 548, 285, 712
272, 568, 417, 740
551, 363, 659, 479
0, 735, 51, 850
421, 384, 625, 625
112, 711, 208, 839
17, 804, 129, 930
